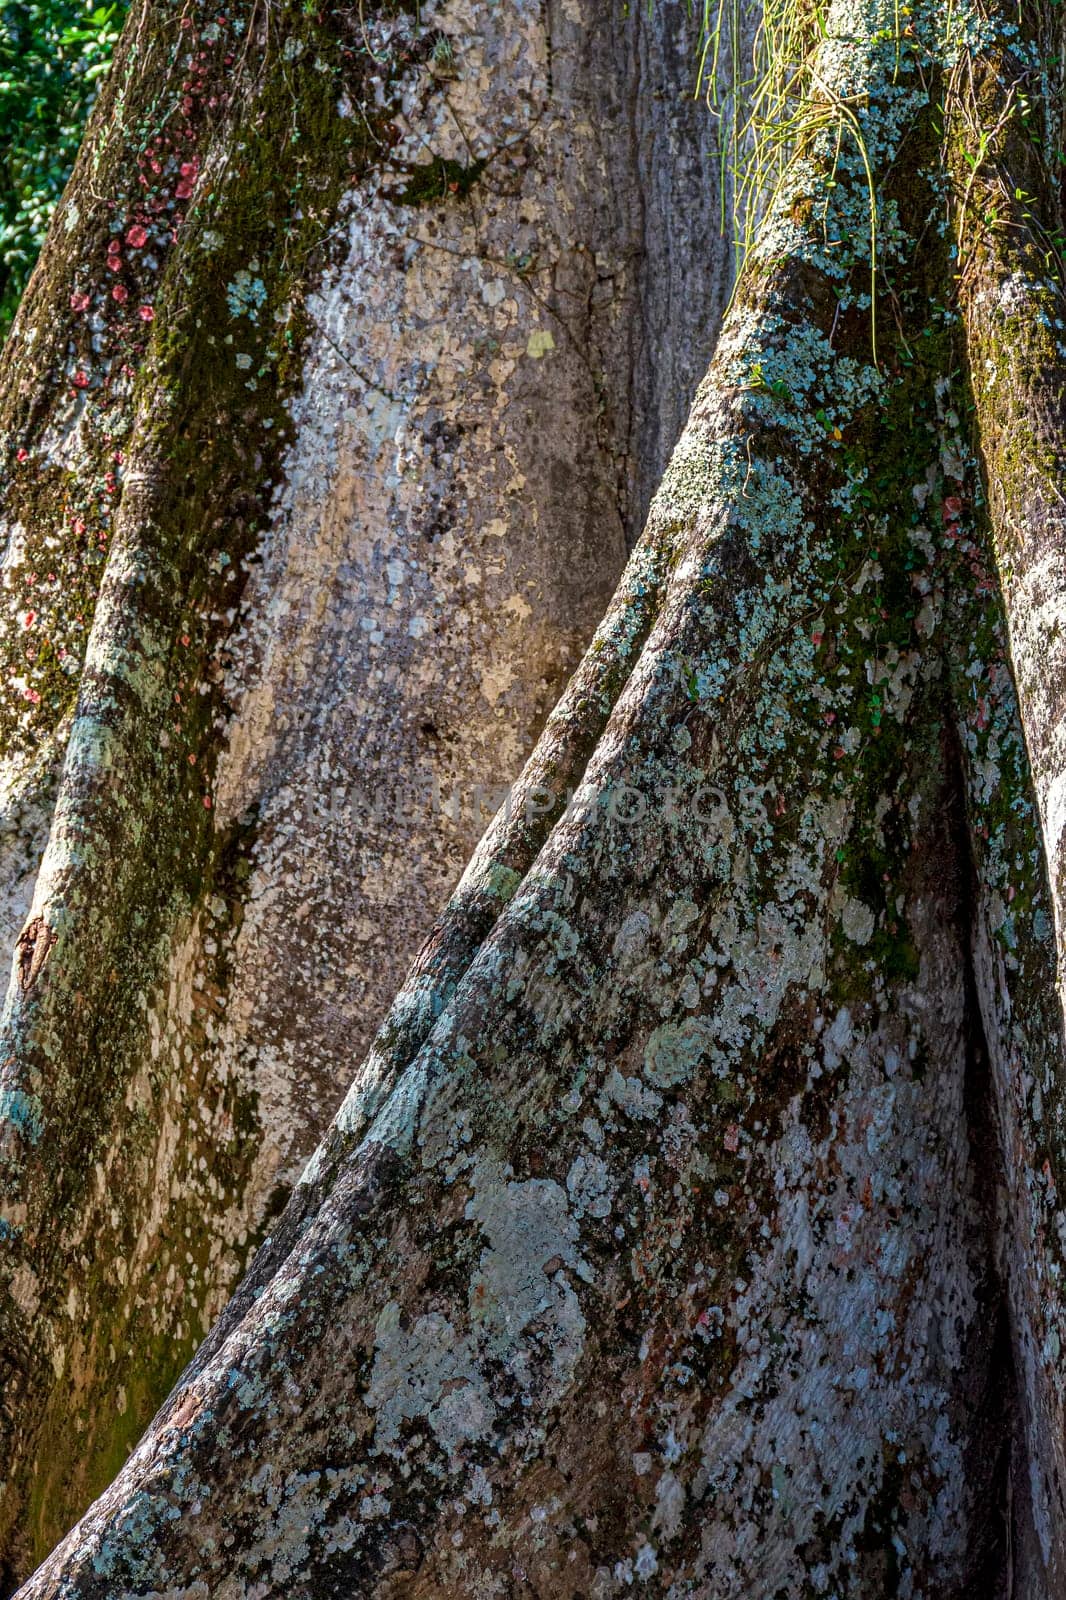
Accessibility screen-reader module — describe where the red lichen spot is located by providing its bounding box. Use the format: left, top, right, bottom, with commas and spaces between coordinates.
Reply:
70, 291, 91, 313
833, 745, 845, 760
139, 305, 155, 322
15, 448, 27, 463
23, 613, 35, 629
175, 179, 194, 199
112, 284, 129, 305
72, 371, 89, 389
811, 630, 823, 646
723, 1124, 740, 1153
203, 795, 212, 809
126, 224, 148, 249
942, 495, 963, 523
188, 752, 196, 765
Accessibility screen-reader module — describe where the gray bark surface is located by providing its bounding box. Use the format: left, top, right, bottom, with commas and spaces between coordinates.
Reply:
0, 0, 734, 1578
18, 0, 1066, 1593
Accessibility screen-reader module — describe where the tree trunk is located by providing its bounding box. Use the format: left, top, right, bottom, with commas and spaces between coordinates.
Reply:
0, 0, 735, 1582
16, 0, 1066, 1592
948, 21, 1066, 1589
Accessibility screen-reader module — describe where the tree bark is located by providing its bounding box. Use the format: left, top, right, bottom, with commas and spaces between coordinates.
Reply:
0, 0, 734, 1582
948, 18, 1066, 1588
18, 0, 1066, 1592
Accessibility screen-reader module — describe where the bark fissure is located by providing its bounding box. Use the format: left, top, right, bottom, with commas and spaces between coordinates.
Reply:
17, 0, 1060, 1591
0, 0, 739, 1579
6, 0, 1066, 1590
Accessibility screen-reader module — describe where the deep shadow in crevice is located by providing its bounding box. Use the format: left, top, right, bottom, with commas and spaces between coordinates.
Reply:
945, 716, 1040, 1599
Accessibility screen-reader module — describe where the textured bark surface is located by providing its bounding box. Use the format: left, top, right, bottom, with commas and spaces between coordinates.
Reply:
19, 0, 1066, 1592
209, 0, 734, 1211
947, 17, 1066, 1590
0, 0, 735, 1580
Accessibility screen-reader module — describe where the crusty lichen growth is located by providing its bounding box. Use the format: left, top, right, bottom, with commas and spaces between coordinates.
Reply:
18, 0, 1055, 1592
0, 0, 441, 1573
942, 0, 1066, 1582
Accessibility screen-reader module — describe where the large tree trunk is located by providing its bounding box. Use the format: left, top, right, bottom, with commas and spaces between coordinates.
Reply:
948, 22, 1066, 1588
0, 0, 736, 1582
15, 0, 1066, 1592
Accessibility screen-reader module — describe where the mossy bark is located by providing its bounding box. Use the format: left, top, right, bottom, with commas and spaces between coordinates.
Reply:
0, 0, 737, 1585
946, 4, 1066, 1585
18, 0, 1066, 1592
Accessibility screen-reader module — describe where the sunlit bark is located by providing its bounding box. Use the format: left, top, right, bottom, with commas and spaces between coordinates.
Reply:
0, 0, 734, 1581
20, 0, 1066, 1592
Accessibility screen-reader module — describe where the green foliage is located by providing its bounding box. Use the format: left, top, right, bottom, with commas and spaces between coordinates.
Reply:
0, 0, 126, 333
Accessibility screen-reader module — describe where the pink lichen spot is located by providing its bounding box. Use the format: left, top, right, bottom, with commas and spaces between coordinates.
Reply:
112, 284, 129, 305
139, 305, 155, 322
126, 224, 148, 249
203, 795, 212, 809
175, 179, 194, 199
811, 631, 823, 646
70, 291, 91, 313
23, 689, 40, 705
72, 371, 89, 389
